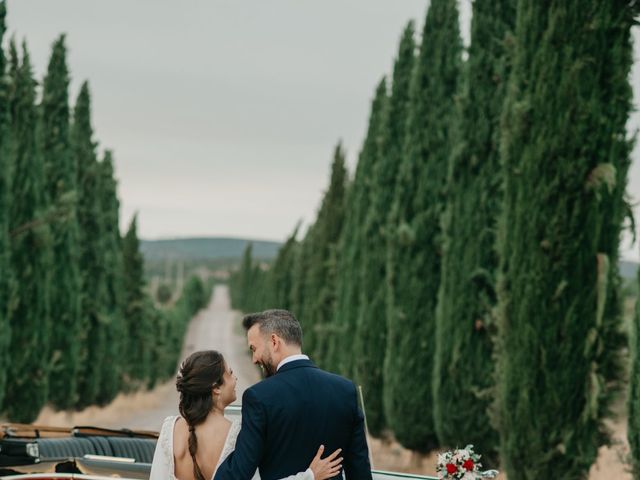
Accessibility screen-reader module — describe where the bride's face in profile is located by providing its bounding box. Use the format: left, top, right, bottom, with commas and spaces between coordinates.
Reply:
216, 362, 238, 408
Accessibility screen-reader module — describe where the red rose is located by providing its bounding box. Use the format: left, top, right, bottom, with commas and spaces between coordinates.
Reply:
446, 463, 457, 474
463, 459, 474, 471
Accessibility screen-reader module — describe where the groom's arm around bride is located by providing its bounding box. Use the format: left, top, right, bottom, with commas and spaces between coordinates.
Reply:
214, 309, 372, 480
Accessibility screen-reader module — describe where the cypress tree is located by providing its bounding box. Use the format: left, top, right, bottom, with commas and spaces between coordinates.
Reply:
432, 0, 515, 457
384, 0, 462, 452
301, 144, 348, 363
156, 283, 173, 305
40, 34, 83, 410
355, 22, 415, 437
327, 79, 388, 378
0, 1, 10, 413
630, 259, 640, 479
248, 263, 268, 312
4, 41, 53, 422
163, 306, 184, 378
290, 229, 313, 327
228, 253, 242, 309
242, 243, 255, 311
268, 224, 300, 311
182, 275, 207, 315
73, 82, 108, 407
122, 215, 151, 386
233, 243, 255, 311
496, 2, 636, 478
96, 150, 124, 403
146, 296, 165, 389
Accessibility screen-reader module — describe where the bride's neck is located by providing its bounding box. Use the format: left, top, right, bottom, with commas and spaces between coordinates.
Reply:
206, 403, 227, 421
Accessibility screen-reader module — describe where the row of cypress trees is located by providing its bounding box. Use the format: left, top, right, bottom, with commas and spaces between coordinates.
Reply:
230, 0, 640, 478
0, 2, 209, 422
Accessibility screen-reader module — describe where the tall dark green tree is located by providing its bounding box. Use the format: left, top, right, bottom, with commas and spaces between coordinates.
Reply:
182, 275, 208, 315
40, 34, 83, 411
239, 243, 254, 310
0, 1, 11, 413
384, 0, 462, 452
231, 243, 258, 311
355, 22, 416, 437
301, 144, 348, 362
268, 224, 300, 311
145, 296, 166, 389
432, 0, 515, 457
73, 81, 108, 407
496, 2, 636, 478
327, 78, 388, 377
630, 260, 640, 479
290, 228, 313, 325
96, 150, 124, 404
4, 41, 53, 422
122, 215, 151, 386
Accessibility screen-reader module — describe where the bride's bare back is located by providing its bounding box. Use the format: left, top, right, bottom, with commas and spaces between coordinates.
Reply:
173, 416, 232, 480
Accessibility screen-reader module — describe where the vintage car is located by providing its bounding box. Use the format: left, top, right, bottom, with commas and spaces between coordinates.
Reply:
0, 406, 437, 480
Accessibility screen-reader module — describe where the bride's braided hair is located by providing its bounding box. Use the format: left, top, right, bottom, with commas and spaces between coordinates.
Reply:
176, 350, 226, 480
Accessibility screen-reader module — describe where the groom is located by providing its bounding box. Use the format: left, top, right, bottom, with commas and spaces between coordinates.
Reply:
214, 309, 372, 480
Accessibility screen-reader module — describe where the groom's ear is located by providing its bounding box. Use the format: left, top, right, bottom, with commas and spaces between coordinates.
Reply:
270, 333, 279, 349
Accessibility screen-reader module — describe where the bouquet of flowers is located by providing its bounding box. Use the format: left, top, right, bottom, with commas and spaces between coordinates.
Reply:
436, 445, 498, 479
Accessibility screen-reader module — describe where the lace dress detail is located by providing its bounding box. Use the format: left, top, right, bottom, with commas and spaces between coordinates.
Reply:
150, 415, 179, 480
215, 418, 243, 471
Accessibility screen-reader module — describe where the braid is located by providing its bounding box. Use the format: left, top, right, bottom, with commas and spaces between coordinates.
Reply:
187, 424, 205, 480
175, 350, 226, 480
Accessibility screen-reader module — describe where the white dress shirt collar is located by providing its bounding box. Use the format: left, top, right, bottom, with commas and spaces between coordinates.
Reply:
277, 354, 309, 371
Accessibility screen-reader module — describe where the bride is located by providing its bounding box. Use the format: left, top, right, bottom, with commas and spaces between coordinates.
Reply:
150, 350, 343, 480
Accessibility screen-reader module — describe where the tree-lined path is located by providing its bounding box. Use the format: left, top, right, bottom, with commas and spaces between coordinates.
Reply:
35, 285, 260, 431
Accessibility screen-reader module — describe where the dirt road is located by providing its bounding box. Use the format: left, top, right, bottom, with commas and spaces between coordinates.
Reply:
35, 285, 260, 431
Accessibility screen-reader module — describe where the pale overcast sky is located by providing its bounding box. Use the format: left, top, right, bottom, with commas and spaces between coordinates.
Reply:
7, 2, 640, 260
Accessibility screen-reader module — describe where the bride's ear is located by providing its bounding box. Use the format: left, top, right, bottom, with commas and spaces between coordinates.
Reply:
212, 386, 221, 396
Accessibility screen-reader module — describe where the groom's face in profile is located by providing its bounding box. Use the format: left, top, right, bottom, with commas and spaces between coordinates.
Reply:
247, 324, 277, 378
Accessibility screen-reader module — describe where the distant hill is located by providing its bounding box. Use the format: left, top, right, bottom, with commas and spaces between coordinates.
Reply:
140, 237, 281, 261
140, 238, 639, 280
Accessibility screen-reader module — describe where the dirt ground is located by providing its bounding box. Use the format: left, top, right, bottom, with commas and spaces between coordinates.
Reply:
33, 285, 632, 479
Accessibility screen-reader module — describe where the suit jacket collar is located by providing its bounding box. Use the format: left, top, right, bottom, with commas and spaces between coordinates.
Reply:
275, 358, 317, 375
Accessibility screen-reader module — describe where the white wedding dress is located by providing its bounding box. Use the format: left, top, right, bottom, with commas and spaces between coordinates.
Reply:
149, 416, 314, 480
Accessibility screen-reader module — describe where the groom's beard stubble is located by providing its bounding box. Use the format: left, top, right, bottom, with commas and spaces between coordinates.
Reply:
260, 362, 276, 378
259, 351, 277, 378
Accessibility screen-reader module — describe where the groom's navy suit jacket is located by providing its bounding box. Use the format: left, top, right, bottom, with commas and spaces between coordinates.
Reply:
214, 359, 372, 480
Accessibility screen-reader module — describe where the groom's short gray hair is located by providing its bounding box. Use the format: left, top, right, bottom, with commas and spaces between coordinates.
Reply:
242, 309, 303, 347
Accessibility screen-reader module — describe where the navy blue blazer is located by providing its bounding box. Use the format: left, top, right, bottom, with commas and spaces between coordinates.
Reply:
214, 359, 372, 480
